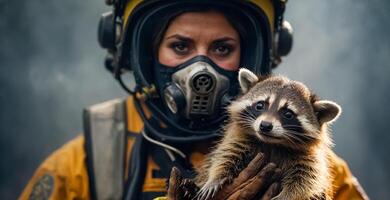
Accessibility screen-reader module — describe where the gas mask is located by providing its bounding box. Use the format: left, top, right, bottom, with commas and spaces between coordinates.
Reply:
154, 56, 238, 121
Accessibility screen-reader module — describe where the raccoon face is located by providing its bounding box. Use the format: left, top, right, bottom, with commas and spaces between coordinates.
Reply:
238, 94, 318, 147
229, 69, 341, 149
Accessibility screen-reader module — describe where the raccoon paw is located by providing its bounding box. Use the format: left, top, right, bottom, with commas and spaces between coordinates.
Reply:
194, 178, 228, 200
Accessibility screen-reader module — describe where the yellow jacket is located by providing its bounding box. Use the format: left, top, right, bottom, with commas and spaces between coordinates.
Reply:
19, 97, 368, 200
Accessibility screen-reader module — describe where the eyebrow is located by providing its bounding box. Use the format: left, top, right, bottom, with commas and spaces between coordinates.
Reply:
213, 37, 238, 43
165, 34, 237, 43
165, 34, 194, 42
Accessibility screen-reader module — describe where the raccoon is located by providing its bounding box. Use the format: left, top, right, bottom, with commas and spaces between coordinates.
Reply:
195, 68, 342, 200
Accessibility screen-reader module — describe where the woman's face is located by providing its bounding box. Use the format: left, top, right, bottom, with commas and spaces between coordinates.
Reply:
158, 11, 241, 71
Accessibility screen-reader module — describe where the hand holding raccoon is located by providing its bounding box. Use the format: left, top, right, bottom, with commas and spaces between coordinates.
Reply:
195, 69, 342, 200
166, 153, 281, 200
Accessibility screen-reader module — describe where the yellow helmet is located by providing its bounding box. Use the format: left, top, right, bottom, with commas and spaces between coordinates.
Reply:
98, 0, 292, 85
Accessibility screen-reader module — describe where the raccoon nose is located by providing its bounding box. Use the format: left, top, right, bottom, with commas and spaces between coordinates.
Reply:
260, 121, 273, 132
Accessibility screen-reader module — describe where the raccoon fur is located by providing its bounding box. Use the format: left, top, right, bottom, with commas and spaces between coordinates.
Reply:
195, 68, 342, 200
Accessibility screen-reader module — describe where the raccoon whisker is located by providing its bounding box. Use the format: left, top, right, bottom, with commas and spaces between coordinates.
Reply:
235, 119, 252, 126
243, 107, 257, 118
278, 129, 307, 142
236, 119, 252, 123
239, 115, 255, 120
284, 130, 311, 139
236, 125, 251, 130
271, 127, 303, 145
235, 120, 251, 125
235, 117, 255, 125
281, 133, 299, 145
239, 124, 254, 130
241, 123, 253, 127
283, 132, 305, 144
235, 113, 255, 119
286, 130, 318, 140
282, 125, 304, 128
241, 114, 256, 119
235, 120, 252, 126
284, 131, 317, 143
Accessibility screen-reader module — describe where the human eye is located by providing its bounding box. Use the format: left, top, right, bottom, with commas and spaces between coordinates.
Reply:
211, 42, 234, 57
169, 41, 190, 55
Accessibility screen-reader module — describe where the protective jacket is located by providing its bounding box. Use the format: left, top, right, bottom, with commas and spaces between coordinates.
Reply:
19, 96, 368, 200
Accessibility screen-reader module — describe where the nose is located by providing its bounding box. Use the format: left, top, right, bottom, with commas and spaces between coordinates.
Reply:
260, 121, 273, 133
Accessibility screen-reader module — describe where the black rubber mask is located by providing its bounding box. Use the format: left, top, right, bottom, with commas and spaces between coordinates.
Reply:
154, 56, 238, 121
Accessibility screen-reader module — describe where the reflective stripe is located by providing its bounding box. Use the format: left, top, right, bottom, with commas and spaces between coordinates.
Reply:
142, 157, 167, 192
84, 98, 127, 200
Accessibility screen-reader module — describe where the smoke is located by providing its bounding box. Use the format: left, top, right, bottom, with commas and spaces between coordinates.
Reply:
0, 0, 389, 199
276, 0, 390, 198
0, 0, 124, 199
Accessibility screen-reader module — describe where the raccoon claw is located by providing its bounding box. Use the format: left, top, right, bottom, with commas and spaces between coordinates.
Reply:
194, 178, 228, 200
194, 184, 218, 200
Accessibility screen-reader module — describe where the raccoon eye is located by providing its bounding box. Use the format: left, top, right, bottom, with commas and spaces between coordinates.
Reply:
254, 101, 266, 111
282, 109, 295, 119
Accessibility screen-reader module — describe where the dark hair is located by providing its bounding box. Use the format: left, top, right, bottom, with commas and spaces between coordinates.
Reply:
151, 6, 248, 60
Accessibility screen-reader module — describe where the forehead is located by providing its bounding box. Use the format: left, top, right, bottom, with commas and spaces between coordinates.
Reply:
163, 11, 239, 39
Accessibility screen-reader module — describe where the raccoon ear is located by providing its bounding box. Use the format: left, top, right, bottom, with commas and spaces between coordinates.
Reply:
238, 68, 259, 93
313, 100, 342, 124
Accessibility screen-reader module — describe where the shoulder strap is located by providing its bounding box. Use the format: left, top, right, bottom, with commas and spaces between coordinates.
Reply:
83, 98, 127, 200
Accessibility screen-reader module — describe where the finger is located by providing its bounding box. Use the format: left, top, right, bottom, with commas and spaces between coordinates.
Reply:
167, 167, 182, 199
227, 153, 266, 191
235, 163, 277, 200
239, 152, 266, 181
225, 190, 241, 200
260, 182, 280, 200
215, 154, 267, 199
270, 168, 282, 182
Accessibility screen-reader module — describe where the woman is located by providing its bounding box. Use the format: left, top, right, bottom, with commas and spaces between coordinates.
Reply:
20, 1, 367, 200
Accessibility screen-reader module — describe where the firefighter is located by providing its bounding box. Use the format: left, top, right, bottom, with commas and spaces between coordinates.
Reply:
20, 1, 368, 199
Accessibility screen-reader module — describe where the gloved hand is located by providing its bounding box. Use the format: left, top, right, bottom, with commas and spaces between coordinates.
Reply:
166, 153, 281, 200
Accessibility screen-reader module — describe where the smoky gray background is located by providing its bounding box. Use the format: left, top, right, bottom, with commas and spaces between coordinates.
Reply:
0, 0, 389, 199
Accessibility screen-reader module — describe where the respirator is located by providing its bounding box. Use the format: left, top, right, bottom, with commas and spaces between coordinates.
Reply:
154, 56, 238, 121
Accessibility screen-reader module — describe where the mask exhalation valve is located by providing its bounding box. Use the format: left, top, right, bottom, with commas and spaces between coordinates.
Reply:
192, 73, 215, 94
190, 72, 216, 114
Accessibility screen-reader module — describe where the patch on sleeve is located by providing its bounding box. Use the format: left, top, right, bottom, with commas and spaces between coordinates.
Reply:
28, 174, 54, 200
